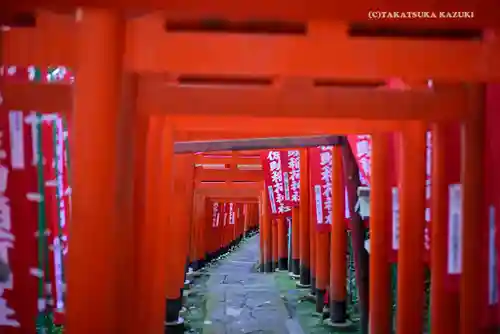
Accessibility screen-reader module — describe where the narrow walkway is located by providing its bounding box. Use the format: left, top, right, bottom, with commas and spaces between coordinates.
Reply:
184, 235, 305, 334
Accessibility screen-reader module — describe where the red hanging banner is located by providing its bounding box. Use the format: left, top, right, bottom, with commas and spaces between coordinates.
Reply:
309, 146, 334, 233
261, 150, 291, 217
483, 84, 500, 327
282, 150, 300, 207
41, 117, 68, 325
347, 135, 371, 186
41, 119, 59, 323
0, 110, 39, 333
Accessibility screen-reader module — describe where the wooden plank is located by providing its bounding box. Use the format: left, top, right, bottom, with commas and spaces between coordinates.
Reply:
209, 197, 259, 203
4, 2, 498, 27
1, 83, 71, 113
194, 168, 263, 182
195, 181, 262, 191
141, 78, 470, 120
129, 19, 499, 81
175, 135, 341, 153
195, 187, 261, 199
170, 115, 405, 135
195, 155, 261, 165
3, 15, 499, 81
1, 80, 468, 122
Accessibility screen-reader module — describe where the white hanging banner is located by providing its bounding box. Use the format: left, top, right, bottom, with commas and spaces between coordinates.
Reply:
489, 205, 498, 305
8, 111, 25, 170
392, 187, 400, 251
447, 184, 463, 275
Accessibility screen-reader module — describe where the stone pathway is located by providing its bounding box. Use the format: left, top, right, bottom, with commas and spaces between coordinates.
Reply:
184, 235, 305, 334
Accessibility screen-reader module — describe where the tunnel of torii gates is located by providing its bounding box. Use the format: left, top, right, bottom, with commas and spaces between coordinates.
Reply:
2, 6, 500, 334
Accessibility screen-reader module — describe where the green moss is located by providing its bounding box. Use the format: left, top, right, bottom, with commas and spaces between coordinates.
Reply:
274, 271, 361, 334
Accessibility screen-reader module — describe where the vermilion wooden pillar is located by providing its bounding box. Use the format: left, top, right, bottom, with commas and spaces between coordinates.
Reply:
277, 217, 288, 270
430, 123, 460, 334
291, 206, 300, 277
329, 145, 347, 324
316, 231, 329, 313
259, 202, 265, 271
298, 148, 311, 287
460, 86, 485, 334
272, 219, 279, 270
66, 9, 132, 334
310, 196, 317, 296
396, 121, 427, 334
165, 153, 195, 328
143, 117, 175, 333
189, 193, 204, 270
262, 191, 273, 272
369, 133, 392, 334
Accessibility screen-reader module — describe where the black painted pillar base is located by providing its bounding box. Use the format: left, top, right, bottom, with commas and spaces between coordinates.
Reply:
310, 277, 317, 295
278, 258, 288, 271
299, 264, 311, 286
190, 260, 200, 271
315, 289, 326, 313
273, 261, 278, 271
329, 300, 347, 323
165, 296, 182, 324
164, 317, 185, 334
264, 261, 274, 273
292, 259, 300, 276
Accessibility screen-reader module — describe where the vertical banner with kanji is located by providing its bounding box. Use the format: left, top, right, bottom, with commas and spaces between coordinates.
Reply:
41, 116, 68, 325
282, 150, 300, 207
483, 84, 500, 327
0, 110, 40, 333
347, 135, 371, 186
309, 146, 334, 233
212, 202, 220, 228
261, 151, 291, 217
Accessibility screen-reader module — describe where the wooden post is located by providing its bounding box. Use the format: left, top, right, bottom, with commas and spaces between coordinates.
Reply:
369, 133, 392, 334
291, 206, 301, 276
259, 202, 265, 272
429, 123, 460, 334
262, 190, 273, 272
277, 217, 288, 270
165, 153, 195, 328
316, 231, 330, 313
298, 148, 311, 287
272, 219, 279, 270
329, 145, 348, 324
396, 121, 427, 334
66, 8, 133, 334
460, 86, 485, 334
310, 213, 317, 296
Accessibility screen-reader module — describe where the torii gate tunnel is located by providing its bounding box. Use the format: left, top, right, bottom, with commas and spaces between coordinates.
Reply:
1, 3, 500, 334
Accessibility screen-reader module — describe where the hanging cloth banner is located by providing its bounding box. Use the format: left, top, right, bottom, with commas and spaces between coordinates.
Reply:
41, 117, 67, 325
261, 150, 291, 217
282, 150, 300, 207
41, 118, 59, 321
346, 135, 371, 186
309, 145, 352, 234
229, 203, 235, 225
0, 110, 40, 333
212, 202, 220, 228
309, 146, 335, 233
483, 84, 500, 327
